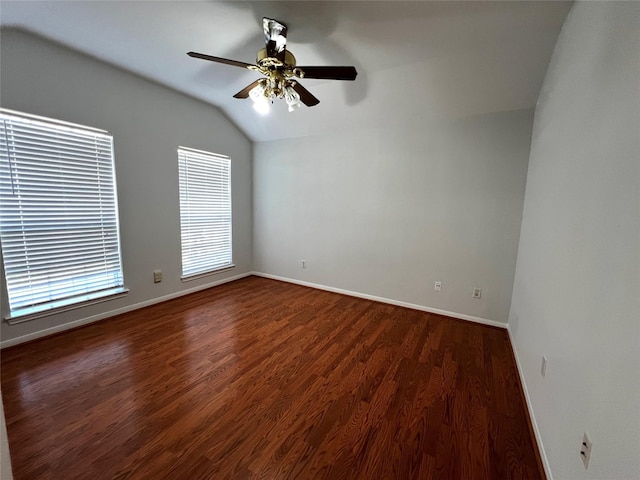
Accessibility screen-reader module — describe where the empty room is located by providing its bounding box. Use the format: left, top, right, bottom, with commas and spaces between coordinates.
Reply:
0, 1, 638, 479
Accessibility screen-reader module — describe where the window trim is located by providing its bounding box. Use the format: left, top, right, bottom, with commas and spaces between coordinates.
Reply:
4, 287, 129, 324
177, 146, 233, 280
179, 265, 235, 283
0, 108, 126, 322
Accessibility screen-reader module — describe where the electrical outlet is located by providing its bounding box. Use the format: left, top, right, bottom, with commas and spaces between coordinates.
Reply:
580, 432, 592, 469
301, 260, 307, 268
153, 270, 162, 283
434, 281, 442, 292
472, 287, 482, 299
541, 356, 547, 377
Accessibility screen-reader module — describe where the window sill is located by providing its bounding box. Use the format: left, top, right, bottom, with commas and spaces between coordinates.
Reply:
4, 287, 129, 325
180, 264, 235, 282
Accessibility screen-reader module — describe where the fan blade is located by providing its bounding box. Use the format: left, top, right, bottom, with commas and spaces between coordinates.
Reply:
297, 66, 358, 81
263, 18, 287, 61
233, 79, 262, 99
292, 82, 320, 107
187, 52, 254, 69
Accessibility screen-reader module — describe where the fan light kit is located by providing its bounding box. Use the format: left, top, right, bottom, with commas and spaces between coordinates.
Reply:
188, 18, 358, 113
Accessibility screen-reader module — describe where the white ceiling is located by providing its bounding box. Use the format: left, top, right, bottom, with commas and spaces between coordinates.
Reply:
0, 1, 572, 142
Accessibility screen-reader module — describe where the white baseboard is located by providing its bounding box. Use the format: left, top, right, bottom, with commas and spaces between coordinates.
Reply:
0, 272, 252, 349
506, 325, 552, 480
251, 271, 506, 329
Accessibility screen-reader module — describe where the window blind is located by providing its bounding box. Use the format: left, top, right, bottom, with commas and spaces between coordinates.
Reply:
0, 109, 125, 319
178, 147, 232, 279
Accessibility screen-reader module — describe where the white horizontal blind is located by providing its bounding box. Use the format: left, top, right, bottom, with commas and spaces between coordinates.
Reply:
0, 109, 124, 318
178, 147, 232, 278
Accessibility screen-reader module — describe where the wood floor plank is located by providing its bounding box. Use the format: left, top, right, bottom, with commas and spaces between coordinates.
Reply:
1, 276, 545, 479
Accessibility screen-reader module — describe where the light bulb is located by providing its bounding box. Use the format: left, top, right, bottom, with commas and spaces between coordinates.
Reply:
252, 98, 270, 115
249, 81, 270, 115
249, 82, 265, 102
284, 86, 301, 112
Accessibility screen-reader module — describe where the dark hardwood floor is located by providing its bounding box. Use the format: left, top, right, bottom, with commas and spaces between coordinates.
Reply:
1, 276, 544, 480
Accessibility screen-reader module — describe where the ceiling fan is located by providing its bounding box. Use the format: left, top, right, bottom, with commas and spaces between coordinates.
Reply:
187, 18, 358, 111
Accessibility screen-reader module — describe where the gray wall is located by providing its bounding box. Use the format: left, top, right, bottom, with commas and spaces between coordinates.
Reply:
0, 29, 253, 345
509, 2, 640, 478
253, 110, 533, 324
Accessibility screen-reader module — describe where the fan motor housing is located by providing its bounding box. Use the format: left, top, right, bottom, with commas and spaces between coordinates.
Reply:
256, 48, 296, 67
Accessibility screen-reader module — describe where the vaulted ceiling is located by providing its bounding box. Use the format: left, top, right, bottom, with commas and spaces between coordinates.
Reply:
0, 1, 572, 142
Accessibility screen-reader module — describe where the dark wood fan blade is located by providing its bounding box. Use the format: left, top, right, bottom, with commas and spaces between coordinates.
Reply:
187, 52, 254, 69
292, 82, 320, 107
297, 66, 358, 81
233, 79, 262, 99
263, 18, 287, 61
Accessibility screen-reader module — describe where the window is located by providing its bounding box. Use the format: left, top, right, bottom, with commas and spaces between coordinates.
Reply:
0, 109, 126, 322
178, 147, 232, 279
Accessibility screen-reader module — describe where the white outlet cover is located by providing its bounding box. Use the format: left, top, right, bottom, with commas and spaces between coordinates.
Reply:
434, 281, 442, 291
472, 287, 482, 299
